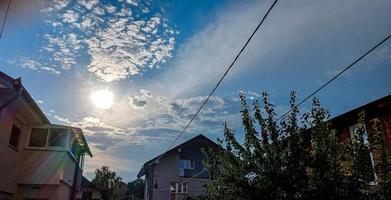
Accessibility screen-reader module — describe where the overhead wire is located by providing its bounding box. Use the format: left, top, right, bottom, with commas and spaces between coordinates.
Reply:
0, 0, 12, 40
276, 34, 391, 121
145, 0, 279, 194
150, 0, 279, 167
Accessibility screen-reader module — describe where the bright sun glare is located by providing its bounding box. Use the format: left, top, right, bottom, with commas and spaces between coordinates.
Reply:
90, 90, 114, 109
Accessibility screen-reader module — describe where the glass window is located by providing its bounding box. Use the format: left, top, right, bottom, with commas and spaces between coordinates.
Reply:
179, 159, 195, 169
29, 128, 48, 147
9, 124, 21, 149
48, 128, 68, 147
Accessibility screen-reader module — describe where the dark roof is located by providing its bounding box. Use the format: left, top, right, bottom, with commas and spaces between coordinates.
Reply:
331, 94, 391, 127
137, 134, 218, 178
0, 70, 50, 124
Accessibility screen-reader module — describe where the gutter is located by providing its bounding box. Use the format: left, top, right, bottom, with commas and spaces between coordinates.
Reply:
0, 78, 23, 111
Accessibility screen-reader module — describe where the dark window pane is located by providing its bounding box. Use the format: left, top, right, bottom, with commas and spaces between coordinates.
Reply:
29, 128, 48, 147
9, 125, 21, 148
49, 128, 67, 147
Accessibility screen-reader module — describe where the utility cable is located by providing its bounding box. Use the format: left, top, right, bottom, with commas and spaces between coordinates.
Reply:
0, 0, 12, 39
151, 0, 279, 166
277, 34, 391, 121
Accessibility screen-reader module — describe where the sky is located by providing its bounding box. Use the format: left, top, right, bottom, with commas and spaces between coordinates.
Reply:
0, 0, 390, 181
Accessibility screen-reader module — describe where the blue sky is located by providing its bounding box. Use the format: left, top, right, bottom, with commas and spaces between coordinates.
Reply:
0, 0, 390, 181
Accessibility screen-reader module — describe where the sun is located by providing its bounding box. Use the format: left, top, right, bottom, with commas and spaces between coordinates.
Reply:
90, 90, 114, 109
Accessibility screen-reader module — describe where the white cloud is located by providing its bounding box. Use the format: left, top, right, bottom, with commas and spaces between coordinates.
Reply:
84, 145, 136, 174
62, 10, 79, 23
42, 0, 69, 12
21, 58, 39, 70
40, 67, 61, 74
37, 0, 177, 82
77, 0, 99, 10
144, 0, 391, 98
129, 96, 148, 109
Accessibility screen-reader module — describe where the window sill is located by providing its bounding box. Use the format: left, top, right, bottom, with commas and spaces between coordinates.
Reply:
8, 144, 19, 152
24, 147, 67, 152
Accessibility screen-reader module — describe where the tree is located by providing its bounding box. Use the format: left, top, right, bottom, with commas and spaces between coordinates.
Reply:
126, 178, 145, 199
92, 166, 123, 200
203, 92, 389, 200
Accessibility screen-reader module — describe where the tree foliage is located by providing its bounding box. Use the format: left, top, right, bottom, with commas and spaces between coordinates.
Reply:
203, 92, 391, 200
92, 166, 123, 200
126, 178, 145, 199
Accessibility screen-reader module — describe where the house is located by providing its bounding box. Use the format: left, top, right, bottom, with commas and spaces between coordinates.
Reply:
117, 181, 128, 200
76, 176, 109, 200
0, 71, 92, 199
137, 134, 218, 200
330, 94, 391, 183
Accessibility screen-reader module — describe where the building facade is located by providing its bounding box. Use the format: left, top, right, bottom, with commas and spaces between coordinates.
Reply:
331, 94, 391, 183
138, 134, 217, 200
0, 71, 92, 199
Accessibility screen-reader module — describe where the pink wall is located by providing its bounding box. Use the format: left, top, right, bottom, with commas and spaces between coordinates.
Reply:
0, 106, 29, 194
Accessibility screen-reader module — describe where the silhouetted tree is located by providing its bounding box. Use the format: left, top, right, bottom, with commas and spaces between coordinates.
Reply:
92, 166, 123, 200
126, 178, 144, 199
203, 92, 390, 200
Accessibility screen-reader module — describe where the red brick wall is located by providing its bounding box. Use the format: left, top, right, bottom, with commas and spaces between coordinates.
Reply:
382, 115, 391, 155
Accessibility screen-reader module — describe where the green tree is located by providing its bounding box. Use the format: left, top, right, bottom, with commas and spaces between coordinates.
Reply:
203, 92, 388, 200
126, 178, 145, 199
92, 166, 123, 200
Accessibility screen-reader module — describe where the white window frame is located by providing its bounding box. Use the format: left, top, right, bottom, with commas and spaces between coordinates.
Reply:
179, 159, 195, 170
47, 128, 70, 150
26, 125, 70, 151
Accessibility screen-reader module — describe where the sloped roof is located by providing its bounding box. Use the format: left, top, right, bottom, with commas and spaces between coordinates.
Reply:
0, 70, 49, 124
331, 94, 390, 127
137, 134, 218, 177
0, 70, 92, 156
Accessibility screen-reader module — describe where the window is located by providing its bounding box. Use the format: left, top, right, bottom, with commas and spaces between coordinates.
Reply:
349, 124, 378, 183
29, 128, 48, 147
9, 124, 21, 149
179, 159, 195, 169
48, 128, 67, 147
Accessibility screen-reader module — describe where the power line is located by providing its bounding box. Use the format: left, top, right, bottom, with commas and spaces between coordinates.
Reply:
277, 34, 391, 121
151, 0, 279, 166
0, 0, 12, 40
160, 33, 391, 197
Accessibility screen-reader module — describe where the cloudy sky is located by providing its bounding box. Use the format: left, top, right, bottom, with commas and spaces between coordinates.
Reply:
0, 0, 390, 181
